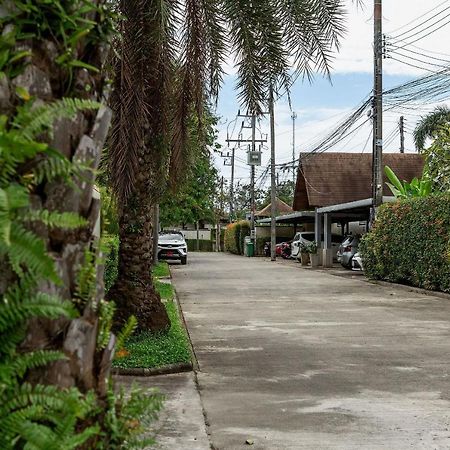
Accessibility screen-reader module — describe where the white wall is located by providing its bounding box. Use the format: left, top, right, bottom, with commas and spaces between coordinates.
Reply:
181, 229, 211, 240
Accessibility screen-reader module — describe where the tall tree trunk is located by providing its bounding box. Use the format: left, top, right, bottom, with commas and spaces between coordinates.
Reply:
109, 186, 169, 332
1, 3, 114, 395
107, 0, 171, 332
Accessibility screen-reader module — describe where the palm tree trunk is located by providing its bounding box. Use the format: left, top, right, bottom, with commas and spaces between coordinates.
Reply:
109, 186, 170, 332
1, 3, 114, 396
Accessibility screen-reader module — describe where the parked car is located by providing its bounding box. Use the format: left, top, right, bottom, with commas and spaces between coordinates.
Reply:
158, 231, 188, 264
337, 234, 360, 269
352, 252, 364, 271
291, 232, 342, 261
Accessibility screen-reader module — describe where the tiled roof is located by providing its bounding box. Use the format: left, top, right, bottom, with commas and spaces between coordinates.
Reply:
256, 197, 293, 217
293, 152, 425, 210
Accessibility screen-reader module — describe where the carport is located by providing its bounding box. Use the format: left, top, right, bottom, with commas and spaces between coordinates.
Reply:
316, 196, 395, 267
256, 210, 315, 229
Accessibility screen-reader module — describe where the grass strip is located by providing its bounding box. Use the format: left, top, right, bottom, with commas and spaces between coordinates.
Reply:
113, 280, 191, 369
154, 279, 174, 301
152, 261, 170, 278
113, 301, 191, 369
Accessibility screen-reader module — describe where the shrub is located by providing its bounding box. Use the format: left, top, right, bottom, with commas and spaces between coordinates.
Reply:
360, 195, 450, 292
103, 235, 119, 292
224, 220, 250, 255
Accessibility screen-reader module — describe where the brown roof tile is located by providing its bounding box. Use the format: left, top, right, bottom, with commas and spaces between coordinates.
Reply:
293, 152, 425, 210
256, 197, 293, 217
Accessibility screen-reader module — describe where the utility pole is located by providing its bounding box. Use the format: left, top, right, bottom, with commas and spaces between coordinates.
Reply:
291, 111, 297, 184
226, 113, 267, 241
399, 116, 405, 153
216, 176, 224, 252
269, 85, 277, 261
372, 0, 383, 213
250, 113, 256, 238
229, 147, 235, 220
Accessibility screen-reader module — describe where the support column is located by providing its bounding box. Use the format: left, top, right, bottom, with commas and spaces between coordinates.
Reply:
322, 213, 333, 268
314, 209, 323, 265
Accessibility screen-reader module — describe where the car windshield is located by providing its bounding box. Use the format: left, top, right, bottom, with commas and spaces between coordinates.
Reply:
159, 233, 184, 241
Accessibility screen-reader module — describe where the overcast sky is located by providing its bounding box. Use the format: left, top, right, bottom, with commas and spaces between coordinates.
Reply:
214, 0, 450, 189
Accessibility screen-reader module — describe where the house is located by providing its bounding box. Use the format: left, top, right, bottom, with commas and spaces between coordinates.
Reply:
293, 152, 425, 210
255, 197, 293, 218
258, 152, 425, 265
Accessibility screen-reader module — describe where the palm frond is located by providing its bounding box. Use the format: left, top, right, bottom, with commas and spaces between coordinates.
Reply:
414, 106, 450, 151
108, 0, 151, 204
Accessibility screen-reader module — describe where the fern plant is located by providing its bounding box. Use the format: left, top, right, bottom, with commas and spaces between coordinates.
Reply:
0, 98, 103, 449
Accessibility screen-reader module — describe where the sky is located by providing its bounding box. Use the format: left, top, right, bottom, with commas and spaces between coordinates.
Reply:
214, 0, 450, 188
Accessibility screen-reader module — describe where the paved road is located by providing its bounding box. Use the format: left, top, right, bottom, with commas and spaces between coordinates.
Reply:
171, 252, 450, 450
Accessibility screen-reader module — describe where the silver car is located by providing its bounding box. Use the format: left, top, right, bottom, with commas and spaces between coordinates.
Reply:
337, 235, 360, 269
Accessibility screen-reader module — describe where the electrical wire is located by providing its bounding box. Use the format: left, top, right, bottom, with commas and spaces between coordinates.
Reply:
389, 4, 450, 41
386, 0, 450, 35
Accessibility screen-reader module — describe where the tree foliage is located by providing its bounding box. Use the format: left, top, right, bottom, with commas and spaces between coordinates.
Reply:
384, 165, 432, 199
159, 150, 219, 227
422, 125, 450, 193
414, 106, 450, 151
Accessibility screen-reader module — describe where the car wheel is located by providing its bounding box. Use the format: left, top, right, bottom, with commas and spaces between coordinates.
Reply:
181, 256, 187, 265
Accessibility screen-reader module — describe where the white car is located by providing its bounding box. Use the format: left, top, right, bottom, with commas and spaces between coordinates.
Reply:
158, 232, 188, 264
291, 232, 342, 261
351, 252, 364, 271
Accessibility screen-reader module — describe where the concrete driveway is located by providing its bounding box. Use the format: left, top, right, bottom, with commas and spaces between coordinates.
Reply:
171, 252, 450, 450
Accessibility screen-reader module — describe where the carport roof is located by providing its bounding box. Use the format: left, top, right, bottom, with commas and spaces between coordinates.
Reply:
256, 210, 315, 225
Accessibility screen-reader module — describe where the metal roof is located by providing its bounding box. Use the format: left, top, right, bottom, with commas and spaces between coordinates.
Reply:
256, 210, 315, 225
316, 196, 395, 214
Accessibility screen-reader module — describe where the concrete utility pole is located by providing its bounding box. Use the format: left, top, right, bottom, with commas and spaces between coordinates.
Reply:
372, 0, 384, 212
226, 116, 267, 232
230, 146, 235, 220
399, 116, 405, 153
269, 85, 277, 261
291, 111, 297, 185
250, 113, 256, 237
217, 176, 224, 252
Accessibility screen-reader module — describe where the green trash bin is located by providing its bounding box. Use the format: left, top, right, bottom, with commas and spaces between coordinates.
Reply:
246, 241, 254, 257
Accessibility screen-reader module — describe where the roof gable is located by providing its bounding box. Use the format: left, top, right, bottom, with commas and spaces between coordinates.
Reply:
293, 152, 425, 210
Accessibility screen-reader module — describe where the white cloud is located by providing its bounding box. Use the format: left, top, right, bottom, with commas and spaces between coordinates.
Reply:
335, 0, 450, 76
214, 0, 450, 186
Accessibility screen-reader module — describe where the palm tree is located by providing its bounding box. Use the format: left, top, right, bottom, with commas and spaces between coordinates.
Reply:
414, 106, 450, 151
108, 0, 353, 330
0, 1, 115, 392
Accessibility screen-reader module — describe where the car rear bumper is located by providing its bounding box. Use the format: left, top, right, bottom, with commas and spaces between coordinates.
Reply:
158, 248, 187, 260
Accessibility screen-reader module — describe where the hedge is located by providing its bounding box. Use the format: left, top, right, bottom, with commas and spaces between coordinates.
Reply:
360, 195, 450, 292
186, 239, 214, 252
224, 220, 250, 255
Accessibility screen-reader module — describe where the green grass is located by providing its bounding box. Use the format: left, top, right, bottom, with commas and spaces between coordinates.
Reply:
152, 261, 170, 278
154, 279, 174, 301
113, 301, 191, 369
112, 280, 191, 369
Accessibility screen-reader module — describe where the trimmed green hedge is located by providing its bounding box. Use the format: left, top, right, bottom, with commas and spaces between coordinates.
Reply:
224, 220, 250, 255
186, 239, 214, 252
360, 195, 450, 292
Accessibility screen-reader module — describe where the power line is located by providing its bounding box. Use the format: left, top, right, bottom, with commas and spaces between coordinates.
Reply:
386, 0, 450, 35
389, 16, 450, 50
389, 3, 450, 41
